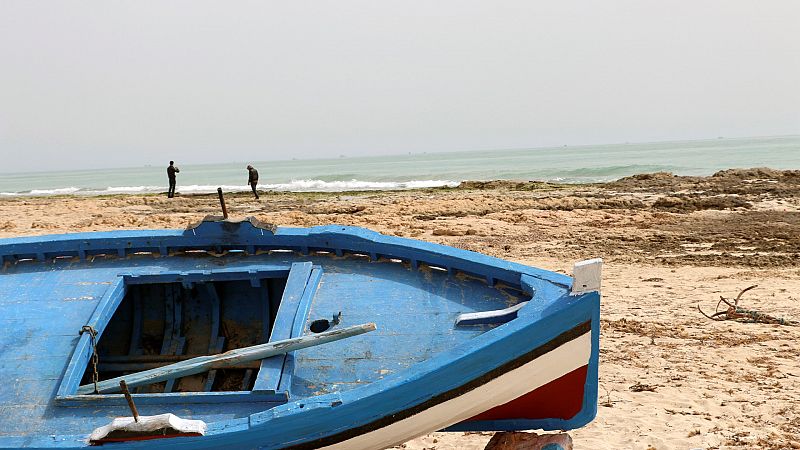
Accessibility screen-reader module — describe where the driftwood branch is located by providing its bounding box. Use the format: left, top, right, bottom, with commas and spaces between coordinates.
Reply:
697, 285, 795, 326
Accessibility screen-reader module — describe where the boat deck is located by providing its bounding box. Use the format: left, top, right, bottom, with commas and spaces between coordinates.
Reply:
0, 252, 525, 440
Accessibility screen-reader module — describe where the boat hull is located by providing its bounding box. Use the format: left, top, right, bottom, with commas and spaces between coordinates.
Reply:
0, 219, 599, 449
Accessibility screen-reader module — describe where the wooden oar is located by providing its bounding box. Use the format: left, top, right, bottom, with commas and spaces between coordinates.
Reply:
78, 322, 377, 395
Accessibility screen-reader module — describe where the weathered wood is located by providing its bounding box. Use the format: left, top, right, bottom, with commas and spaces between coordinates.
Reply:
455, 301, 529, 326
161, 284, 184, 393
278, 267, 324, 393
97, 361, 262, 372
78, 322, 377, 394
217, 187, 229, 219
55, 277, 126, 399
118, 381, 139, 422
570, 258, 602, 296
203, 281, 225, 392
698, 285, 796, 326
101, 354, 212, 363
252, 261, 314, 393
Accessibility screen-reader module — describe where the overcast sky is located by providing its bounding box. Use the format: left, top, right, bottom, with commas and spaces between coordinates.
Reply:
1, 1, 798, 173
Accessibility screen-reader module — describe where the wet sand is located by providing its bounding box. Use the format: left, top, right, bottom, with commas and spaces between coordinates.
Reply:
1, 168, 799, 449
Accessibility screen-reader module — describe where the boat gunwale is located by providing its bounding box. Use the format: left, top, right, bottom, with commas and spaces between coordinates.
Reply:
0, 222, 572, 290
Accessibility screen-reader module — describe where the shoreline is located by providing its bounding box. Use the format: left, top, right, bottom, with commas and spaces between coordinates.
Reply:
1, 168, 799, 448
1, 166, 797, 199
1, 168, 799, 269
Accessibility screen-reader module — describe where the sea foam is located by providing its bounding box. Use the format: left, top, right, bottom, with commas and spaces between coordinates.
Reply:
0, 180, 460, 196
27, 187, 82, 195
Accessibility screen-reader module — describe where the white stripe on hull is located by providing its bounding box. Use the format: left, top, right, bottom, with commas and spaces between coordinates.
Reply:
321, 331, 592, 450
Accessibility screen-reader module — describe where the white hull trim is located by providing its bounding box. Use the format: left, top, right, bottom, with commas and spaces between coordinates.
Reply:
321, 331, 592, 450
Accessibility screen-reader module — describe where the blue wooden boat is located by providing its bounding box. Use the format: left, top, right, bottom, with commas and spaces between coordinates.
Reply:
0, 217, 600, 449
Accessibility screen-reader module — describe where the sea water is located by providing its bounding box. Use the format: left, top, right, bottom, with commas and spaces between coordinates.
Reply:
1, 135, 798, 196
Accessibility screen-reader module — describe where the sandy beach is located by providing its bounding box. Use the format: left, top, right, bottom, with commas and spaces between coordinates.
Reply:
1, 168, 799, 449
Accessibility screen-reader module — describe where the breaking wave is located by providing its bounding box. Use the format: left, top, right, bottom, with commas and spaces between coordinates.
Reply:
0, 179, 460, 197
27, 187, 82, 195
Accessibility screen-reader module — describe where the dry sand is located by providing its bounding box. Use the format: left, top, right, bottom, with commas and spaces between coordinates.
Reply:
1, 168, 799, 449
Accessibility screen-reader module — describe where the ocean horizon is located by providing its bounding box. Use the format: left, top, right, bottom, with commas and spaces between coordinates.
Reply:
1, 135, 798, 197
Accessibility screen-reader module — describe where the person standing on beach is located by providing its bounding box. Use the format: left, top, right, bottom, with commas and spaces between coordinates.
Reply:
167, 161, 180, 198
247, 165, 260, 199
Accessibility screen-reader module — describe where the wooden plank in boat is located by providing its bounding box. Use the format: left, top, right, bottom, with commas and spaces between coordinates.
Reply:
252, 261, 313, 393
77, 322, 376, 394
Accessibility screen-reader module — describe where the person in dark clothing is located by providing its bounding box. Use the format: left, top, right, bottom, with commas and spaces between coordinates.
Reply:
247, 165, 260, 199
167, 161, 180, 198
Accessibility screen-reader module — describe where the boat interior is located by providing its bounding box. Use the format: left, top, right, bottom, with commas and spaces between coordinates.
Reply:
84, 275, 289, 394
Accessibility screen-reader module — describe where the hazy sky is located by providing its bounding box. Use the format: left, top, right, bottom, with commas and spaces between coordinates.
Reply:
1, 1, 798, 173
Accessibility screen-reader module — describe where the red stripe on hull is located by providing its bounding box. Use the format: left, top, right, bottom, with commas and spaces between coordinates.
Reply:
467, 365, 588, 421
